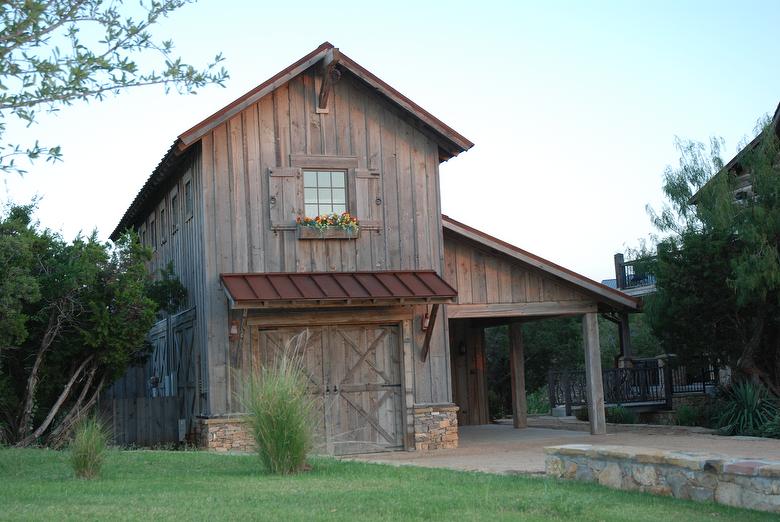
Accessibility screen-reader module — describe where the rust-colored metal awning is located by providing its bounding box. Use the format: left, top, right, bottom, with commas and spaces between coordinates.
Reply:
220, 271, 457, 308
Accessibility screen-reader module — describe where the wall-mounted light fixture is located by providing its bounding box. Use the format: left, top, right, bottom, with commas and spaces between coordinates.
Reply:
229, 320, 239, 342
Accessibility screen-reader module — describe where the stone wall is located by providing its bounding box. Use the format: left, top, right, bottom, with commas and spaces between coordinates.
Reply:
195, 416, 255, 452
413, 404, 459, 451
546, 444, 780, 514
197, 407, 460, 453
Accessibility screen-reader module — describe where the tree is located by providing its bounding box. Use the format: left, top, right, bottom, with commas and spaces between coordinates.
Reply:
0, 0, 228, 174
0, 204, 185, 446
646, 117, 780, 391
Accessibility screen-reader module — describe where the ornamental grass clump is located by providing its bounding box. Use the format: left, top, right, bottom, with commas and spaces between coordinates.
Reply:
69, 416, 109, 479
716, 380, 778, 436
243, 331, 315, 474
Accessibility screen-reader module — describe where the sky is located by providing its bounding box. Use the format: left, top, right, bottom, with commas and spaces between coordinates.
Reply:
4, 0, 780, 281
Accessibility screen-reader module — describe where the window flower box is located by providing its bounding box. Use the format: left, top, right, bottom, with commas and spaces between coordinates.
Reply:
296, 213, 360, 240
297, 226, 360, 240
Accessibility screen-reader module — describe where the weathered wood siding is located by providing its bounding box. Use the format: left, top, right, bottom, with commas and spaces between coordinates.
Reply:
194, 69, 449, 414
443, 232, 593, 307
133, 152, 211, 414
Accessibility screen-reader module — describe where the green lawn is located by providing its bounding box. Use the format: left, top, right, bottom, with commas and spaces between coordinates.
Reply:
0, 449, 774, 521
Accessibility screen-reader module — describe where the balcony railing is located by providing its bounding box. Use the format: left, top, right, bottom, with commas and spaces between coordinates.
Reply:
614, 253, 657, 292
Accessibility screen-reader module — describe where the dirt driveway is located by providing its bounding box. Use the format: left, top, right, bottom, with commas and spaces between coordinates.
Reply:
347, 424, 780, 474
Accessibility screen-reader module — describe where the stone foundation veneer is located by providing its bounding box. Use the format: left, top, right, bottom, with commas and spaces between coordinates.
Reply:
195, 416, 255, 452
545, 444, 780, 514
197, 406, 460, 453
413, 403, 459, 451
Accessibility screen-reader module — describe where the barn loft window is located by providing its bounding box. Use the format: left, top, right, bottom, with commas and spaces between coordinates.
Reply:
159, 207, 166, 244
150, 217, 157, 250
171, 194, 178, 233
303, 170, 347, 217
184, 179, 193, 219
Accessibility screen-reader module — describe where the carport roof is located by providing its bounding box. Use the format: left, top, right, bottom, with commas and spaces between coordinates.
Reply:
442, 215, 640, 312
220, 270, 457, 308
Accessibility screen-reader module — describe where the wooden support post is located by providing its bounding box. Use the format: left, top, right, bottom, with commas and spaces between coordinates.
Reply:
508, 322, 527, 429
582, 313, 606, 435
663, 361, 674, 410
618, 312, 632, 361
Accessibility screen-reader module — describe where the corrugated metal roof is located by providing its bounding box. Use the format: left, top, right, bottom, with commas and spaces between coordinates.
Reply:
220, 271, 457, 307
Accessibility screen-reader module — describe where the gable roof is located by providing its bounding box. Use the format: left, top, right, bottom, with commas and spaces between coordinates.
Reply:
442, 215, 640, 311
110, 43, 473, 239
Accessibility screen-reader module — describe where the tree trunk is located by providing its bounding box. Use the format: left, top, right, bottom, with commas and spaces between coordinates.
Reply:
49, 374, 106, 449
16, 308, 65, 440
45, 364, 98, 445
16, 354, 93, 447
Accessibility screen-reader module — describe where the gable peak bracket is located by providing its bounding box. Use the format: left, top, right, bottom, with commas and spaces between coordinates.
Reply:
317, 48, 342, 114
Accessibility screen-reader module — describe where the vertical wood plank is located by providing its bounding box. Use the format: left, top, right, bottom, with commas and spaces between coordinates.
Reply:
244, 104, 265, 272
228, 115, 248, 272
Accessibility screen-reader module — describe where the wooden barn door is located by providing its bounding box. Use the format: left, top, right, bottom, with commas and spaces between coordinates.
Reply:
326, 325, 403, 455
256, 328, 328, 448
255, 324, 403, 456
173, 314, 198, 441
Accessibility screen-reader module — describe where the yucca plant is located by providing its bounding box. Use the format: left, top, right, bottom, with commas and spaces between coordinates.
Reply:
70, 416, 110, 479
716, 381, 778, 436
242, 331, 315, 474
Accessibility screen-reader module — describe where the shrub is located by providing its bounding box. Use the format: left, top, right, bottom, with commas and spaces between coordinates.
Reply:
675, 404, 700, 426
242, 331, 315, 474
606, 405, 637, 424
762, 414, 780, 439
574, 406, 589, 422
716, 381, 778, 436
526, 387, 550, 415
70, 416, 109, 479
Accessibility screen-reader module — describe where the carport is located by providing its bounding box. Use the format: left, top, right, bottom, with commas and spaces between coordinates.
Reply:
441, 216, 640, 435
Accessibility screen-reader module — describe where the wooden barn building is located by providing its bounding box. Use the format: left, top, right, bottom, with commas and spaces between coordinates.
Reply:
105, 42, 639, 454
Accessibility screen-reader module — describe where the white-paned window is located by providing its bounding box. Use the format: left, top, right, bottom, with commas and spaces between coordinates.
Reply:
303, 170, 347, 217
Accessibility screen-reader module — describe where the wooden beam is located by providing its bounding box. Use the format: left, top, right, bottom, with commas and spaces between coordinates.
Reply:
317, 48, 341, 113
582, 313, 606, 435
508, 322, 527, 429
618, 312, 632, 360
420, 304, 440, 362
446, 301, 597, 319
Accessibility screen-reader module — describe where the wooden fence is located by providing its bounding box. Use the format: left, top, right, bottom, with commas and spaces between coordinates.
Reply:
100, 396, 180, 446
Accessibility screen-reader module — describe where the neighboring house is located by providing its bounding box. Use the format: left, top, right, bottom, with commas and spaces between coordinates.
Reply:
104, 42, 639, 454
693, 102, 780, 203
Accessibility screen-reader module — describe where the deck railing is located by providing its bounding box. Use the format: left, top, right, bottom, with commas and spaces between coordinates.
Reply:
614, 254, 657, 291
547, 362, 718, 415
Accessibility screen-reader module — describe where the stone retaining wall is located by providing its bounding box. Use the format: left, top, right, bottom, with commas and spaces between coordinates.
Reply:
545, 444, 780, 513
195, 416, 255, 452
413, 404, 459, 451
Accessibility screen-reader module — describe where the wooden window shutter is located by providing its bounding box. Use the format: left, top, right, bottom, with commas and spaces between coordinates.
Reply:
353, 168, 381, 228
268, 166, 301, 229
